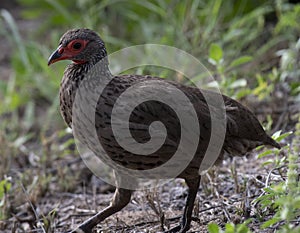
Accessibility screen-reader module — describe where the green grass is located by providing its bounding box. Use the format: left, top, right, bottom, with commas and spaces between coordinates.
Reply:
0, 0, 299, 231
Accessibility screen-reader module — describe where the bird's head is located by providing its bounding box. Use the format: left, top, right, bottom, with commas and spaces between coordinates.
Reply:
48, 28, 107, 66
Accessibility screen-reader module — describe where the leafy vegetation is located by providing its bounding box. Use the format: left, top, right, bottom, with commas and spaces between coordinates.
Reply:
208, 220, 252, 233
0, 0, 299, 232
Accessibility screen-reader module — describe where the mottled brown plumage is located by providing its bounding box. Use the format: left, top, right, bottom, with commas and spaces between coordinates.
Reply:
48, 28, 280, 233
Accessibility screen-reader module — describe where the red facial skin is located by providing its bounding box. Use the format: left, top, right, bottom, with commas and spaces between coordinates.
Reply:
48, 39, 89, 65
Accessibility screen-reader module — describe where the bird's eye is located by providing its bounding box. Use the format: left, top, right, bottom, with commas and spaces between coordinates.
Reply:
72, 42, 82, 50
67, 39, 87, 52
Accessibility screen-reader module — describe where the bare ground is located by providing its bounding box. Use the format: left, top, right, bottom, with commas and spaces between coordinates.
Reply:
1, 149, 291, 233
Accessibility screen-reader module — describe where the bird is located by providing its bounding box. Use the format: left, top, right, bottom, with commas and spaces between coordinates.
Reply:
48, 28, 281, 233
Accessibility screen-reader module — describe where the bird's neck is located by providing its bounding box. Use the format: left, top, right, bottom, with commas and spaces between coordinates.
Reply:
65, 57, 112, 83
59, 59, 113, 127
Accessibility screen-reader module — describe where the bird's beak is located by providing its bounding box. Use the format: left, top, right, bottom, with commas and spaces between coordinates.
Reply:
48, 45, 70, 66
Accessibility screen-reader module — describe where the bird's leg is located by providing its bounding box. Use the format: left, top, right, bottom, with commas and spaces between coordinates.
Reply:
166, 176, 201, 233
180, 176, 201, 232
69, 187, 132, 233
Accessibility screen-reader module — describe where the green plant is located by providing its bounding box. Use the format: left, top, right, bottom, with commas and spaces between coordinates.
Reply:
277, 37, 300, 101
0, 9, 64, 115
255, 115, 300, 232
207, 42, 253, 98
208, 220, 253, 233
0, 177, 12, 220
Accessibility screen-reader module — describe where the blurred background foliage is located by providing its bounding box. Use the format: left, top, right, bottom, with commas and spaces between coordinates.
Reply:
1, 0, 299, 122
0, 0, 299, 124
0, 0, 299, 231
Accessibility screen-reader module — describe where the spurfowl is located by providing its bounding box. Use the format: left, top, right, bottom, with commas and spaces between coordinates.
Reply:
48, 28, 280, 233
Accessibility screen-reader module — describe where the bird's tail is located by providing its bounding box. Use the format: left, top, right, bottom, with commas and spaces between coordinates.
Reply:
264, 136, 281, 149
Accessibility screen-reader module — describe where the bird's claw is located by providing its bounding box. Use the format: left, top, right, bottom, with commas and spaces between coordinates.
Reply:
164, 225, 183, 233
66, 227, 90, 233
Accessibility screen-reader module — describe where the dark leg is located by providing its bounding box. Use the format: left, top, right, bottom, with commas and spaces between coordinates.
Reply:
70, 187, 132, 233
166, 176, 201, 233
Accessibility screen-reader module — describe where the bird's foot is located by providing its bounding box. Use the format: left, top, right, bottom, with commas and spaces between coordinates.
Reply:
66, 229, 85, 233
165, 224, 185, 233
66, 225, 93, 233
